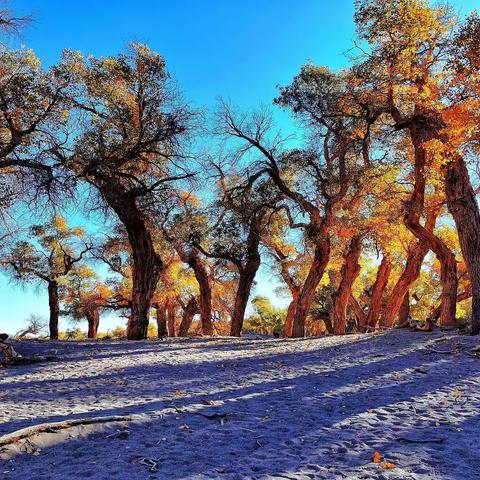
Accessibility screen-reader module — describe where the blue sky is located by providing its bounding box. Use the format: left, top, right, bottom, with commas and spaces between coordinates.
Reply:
0, 0, 477, 334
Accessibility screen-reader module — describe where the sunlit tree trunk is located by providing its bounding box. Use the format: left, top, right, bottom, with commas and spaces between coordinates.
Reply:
366, 256, 392, 330
404, 125, 457, 327
445, 156, 480, 334
382, 213, 437, 327
349, 295, 367, 332
333, 236, 362, 335
291, 238, 330, 338
178, 297, 199, 337
48, 280, 60, 340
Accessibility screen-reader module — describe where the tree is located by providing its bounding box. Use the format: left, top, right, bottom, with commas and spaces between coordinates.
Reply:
54, 44, 196, 339
2, 215, 91, 339
63, 265, 112, 339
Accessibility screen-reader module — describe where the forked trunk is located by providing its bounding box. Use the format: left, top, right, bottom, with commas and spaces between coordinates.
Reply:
178, 297, 199, 337
445, 156, 480, 334
48, 280, 60, 340
333, 236, 362, 335
366, 256, 392, 330
86, 309, 100, 339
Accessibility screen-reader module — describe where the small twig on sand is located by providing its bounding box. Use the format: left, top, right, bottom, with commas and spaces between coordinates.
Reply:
0, 416, 133, 447
396, 437, 445, 444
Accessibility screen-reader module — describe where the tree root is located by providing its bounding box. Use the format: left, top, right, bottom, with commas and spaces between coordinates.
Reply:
0, 415, 133, 447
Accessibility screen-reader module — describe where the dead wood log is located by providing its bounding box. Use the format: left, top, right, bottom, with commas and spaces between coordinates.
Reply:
0, 415, 134, 447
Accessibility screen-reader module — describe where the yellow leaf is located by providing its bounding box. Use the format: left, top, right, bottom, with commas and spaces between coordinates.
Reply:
373, 451, 381, 463
179, 424, 189, 430
435, 421, 441, 427
453, 388, 462, 398
381, 462, 396, 469
175, 389, 185, 397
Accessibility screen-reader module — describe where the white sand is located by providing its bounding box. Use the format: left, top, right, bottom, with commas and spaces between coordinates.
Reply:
0, 330, 479, 479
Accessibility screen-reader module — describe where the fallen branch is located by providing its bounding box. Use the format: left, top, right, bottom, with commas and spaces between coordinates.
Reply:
0, 416, 133, 447
396, 436, 444, 444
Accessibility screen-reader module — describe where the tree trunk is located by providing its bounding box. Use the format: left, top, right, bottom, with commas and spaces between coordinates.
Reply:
230, 265, 260, 337
291, 238, 330, 338
48, 280, 60, 340
186, 251, 213, 335
445, 156, 480, 334
103, 186, 163, 340
86, 309, 100, 339
230, 216, 263, 337
284, 294, 298, 337
178, 297, 199, 337
405, 126, 458, 327
349, 295, 367, 332
166, 300, 176, 337
333, 236, 362, 335
382, 211, 436, 327
156, 303, 167, 338
366, 256, 392, 330
431, 284, 472, 321
398, 290, 410, 325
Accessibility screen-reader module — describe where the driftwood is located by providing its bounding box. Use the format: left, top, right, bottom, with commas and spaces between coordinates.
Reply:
0, 337, 22, 365
0, 416, 133, 448
396, 436, 444, 444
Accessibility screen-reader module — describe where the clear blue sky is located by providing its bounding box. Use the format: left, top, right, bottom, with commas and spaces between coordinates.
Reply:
0, 0, 477, 334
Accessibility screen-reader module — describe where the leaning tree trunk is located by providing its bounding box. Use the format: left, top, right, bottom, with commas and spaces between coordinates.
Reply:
86, 309, 100, 339
366, 256, 392, 330
103, 188, 163, 340
398, 290, 410, 325
382, 211, 436, 328
445, 156, 480, 335
156, 303, 168, 338
349, 295, 367, 332
405, 126, 458, 327
291, 237, 330, 338
431, 284, 472, 322
333, 236, 362, 335
48, 280, 60, 340
284, 293, 299, 337
178, 297, 199, 337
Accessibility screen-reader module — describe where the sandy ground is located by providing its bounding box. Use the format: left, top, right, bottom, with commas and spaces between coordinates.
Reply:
0, 330, 479, 480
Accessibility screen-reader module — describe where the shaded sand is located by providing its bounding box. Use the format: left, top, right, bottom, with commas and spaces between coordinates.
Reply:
1, 330, 479, 479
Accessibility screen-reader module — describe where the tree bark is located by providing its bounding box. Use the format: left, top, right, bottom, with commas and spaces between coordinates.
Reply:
156, 303, 167, 338
382, 211, 437, 327
86, 309, 100, 339
103, 185, 163, 340
284, 294, 298, 337
366, 256, 392, 330
166, 299, 176, 337
333, 236, 362, 335
175, 246, 213, 336
349, 295, 367, 332
431, 284, 472, 321
291, 237, 330, 338
230, 215, 263, 337
398, 290, 410, 325
48, 280, 60, 340
178, 297, 199, 337
445, 156, 480, 334
404, 126, 458, 327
